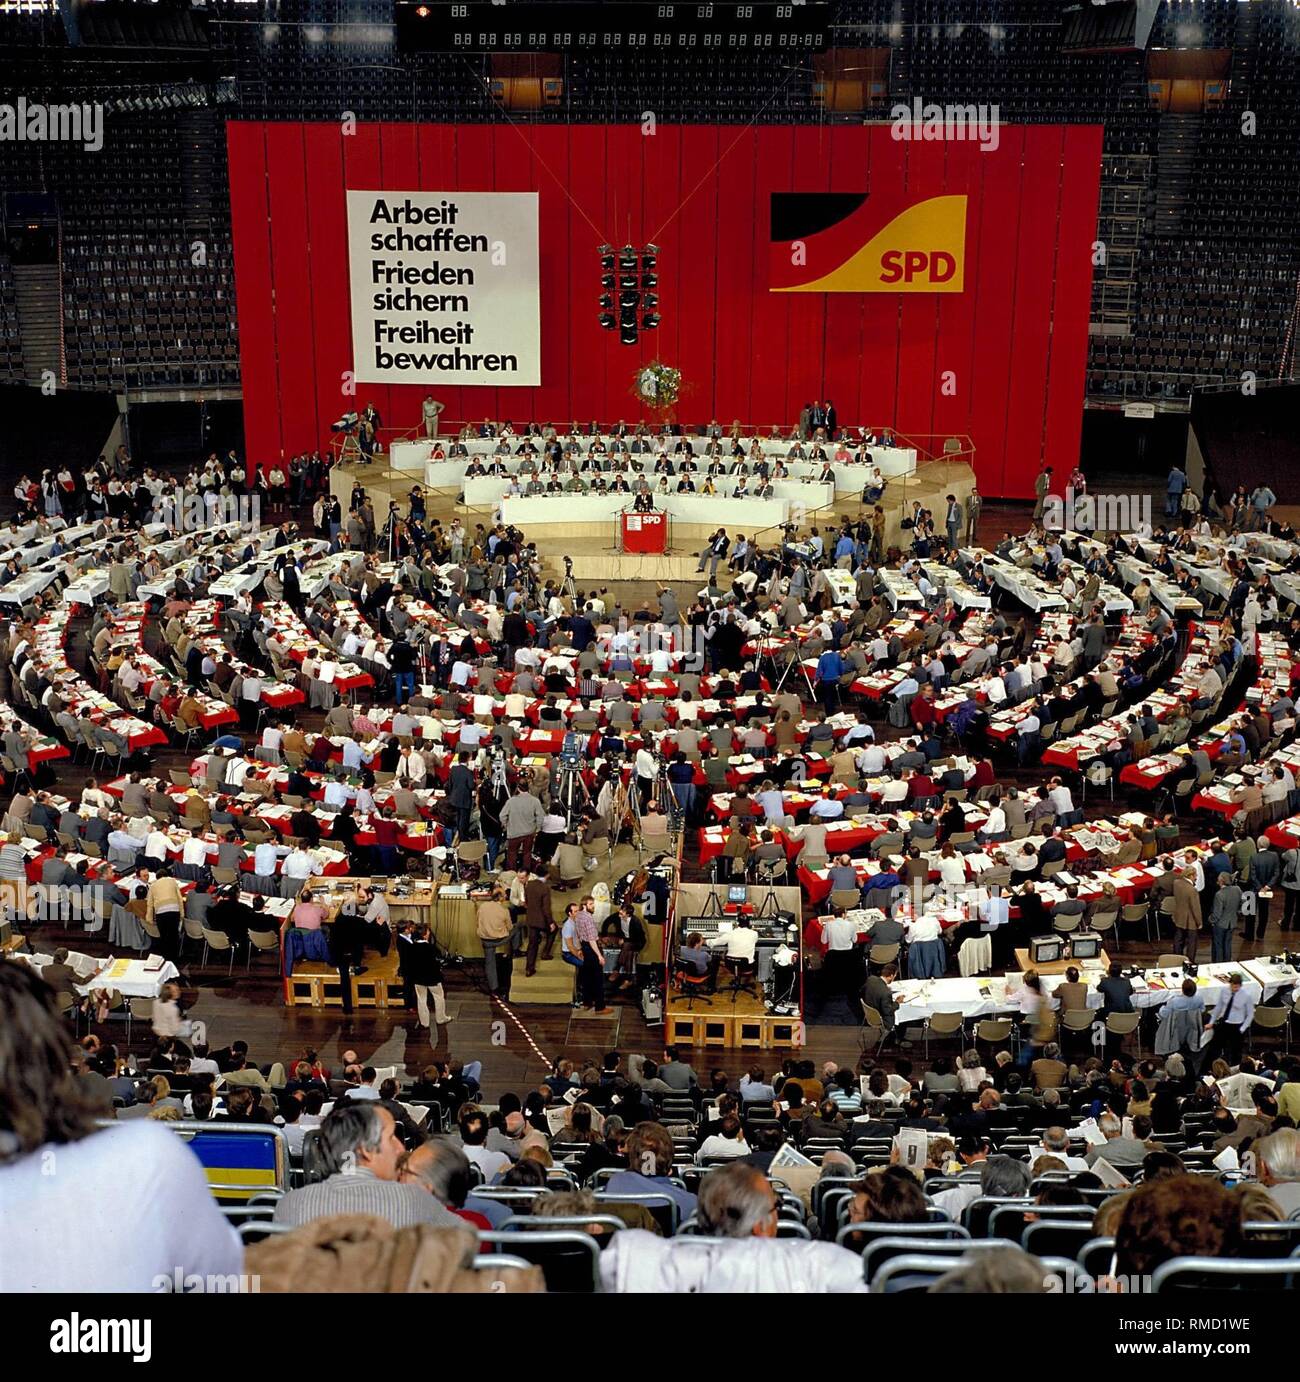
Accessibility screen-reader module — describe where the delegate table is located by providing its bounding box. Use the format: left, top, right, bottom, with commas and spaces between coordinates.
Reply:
464, 474, 834, 511
415, 441, 917, 492
888, 958, 1293, 1028
501, 491, 792, 529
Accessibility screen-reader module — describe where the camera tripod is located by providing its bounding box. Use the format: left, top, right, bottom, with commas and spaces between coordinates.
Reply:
555, 757, 591, 825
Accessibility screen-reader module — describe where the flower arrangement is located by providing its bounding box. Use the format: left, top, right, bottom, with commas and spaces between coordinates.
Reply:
632, 362, 681, 410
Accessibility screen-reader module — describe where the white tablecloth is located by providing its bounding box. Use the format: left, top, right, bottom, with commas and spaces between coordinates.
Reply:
500, 492, 792, 528
424, 444, 917, 495
77, 958, 180, 999
464, 474, 834, 510
889, 959, 1292, 1026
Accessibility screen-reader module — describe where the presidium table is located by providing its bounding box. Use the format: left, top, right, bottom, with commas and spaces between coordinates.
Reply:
500, 492, 793, 529
393, 435, 918, 494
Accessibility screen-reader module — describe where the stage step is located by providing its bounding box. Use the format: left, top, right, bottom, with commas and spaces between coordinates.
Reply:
507, 955, 575, 1005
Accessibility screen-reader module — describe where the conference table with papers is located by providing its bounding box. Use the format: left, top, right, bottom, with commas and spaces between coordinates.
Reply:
410, 437, 918, 492
889, 957, 1296, 1028
463, 474, 835, 511
500, 492, 792, 528
960, 550, 1066, 612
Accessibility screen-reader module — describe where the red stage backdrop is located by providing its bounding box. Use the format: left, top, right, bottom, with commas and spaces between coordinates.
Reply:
227, 121, 1102, 498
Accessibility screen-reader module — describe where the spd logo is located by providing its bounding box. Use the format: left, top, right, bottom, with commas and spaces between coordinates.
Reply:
770, 193, 967, 295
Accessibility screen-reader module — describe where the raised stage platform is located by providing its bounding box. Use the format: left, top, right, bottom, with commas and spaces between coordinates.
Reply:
331, 456, 979, 579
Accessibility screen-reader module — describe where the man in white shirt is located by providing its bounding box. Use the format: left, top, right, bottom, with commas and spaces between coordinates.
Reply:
1047, 779, 1074, 819
282, 848, 322, 896
979, 804, 1007, 841
262, 724, 284, 752
253, 840, 289, 878
722, 919, 759, 964
906, 914, 942, 944
857, 743, 886, 775
821, 912, 858, 952
181, 834, 211, 869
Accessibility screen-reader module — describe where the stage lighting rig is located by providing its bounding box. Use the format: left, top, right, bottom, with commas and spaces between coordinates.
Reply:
596, 241, 663, 345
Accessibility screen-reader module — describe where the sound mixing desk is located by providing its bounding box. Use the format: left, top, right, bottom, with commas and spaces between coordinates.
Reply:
680, 912, 800, 988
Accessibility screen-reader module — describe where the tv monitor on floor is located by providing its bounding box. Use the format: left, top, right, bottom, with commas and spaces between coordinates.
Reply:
1029, 935, 1063, 966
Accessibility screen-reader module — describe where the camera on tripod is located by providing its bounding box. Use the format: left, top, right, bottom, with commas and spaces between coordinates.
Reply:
559, 730, 585, 767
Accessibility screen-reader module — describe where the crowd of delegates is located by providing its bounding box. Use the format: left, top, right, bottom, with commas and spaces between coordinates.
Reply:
6, 419, 1300, 1022
6, 946, 1300, 1292
12, 446, 334, 527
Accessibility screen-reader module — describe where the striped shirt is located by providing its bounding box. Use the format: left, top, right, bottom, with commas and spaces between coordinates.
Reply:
274, 1169, 459, 1230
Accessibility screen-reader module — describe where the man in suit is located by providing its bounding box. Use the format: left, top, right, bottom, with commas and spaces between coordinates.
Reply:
695, 529, 730, 581
1033, 464, 1053, 523
945, 494, 962, 549
862, 962, 898, 1034
290, 803, 322, 848
40, 848, 80, 888
82, 810, 112, 852
521, 869, 556, 977
1055, 966, 1089, 1014
1085, 1112, 1154, 1169
1173, 867, 1203, 962
1209, 872, 1242, 962
446, 753, 475, 844
39, 945, 80, 1000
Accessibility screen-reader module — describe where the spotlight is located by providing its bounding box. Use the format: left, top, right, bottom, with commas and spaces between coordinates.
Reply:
640, 272, 658, 289
620, 322, 639, 345
641, 293, 658, 310
598, 294, 613, 310
599, 313, 616, 330
642, 313, 660, 330
601, 274, 615, 291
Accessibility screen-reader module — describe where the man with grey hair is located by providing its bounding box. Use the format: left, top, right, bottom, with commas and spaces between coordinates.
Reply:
598, 1162, 866, 1292
1085, 1112, 1153, 1170
1036, 1126, 1089, 1173
934, 1151, 1025, 1222
1253, 1128, 1300, 1215
930, 1245, 1051, 1294
818, 1149, 856, 1180
400, 1136, 510, 1228
274, 1103, 449, 1229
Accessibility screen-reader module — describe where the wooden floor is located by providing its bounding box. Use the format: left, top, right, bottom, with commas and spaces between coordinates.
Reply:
21, 481, 1292, 1098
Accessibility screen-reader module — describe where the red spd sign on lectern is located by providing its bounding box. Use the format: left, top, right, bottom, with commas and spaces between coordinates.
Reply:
621, 510, 667, 554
